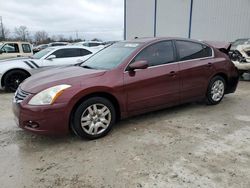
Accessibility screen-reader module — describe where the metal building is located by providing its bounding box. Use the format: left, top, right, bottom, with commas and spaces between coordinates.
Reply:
124, 0, 250, 42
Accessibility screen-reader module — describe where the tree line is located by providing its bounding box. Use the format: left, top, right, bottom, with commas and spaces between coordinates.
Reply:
0, 25, 102, 45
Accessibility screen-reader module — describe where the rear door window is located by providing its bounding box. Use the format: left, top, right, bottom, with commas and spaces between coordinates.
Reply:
52, 48, 82, 58
80, 49, 92, 56
176, 41, 212, 61
133, 41, 175, 67
22, 44, 31, 53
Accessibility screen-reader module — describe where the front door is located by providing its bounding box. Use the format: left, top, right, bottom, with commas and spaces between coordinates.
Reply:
124, 41, 180, 116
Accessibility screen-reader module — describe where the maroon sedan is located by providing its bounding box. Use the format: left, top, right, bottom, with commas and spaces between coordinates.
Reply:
12, 37, 239, 139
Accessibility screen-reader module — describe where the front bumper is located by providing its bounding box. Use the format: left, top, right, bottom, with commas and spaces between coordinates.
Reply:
226, 75, 239, 94
232, 61, 250, 71
12, 101, 70, 136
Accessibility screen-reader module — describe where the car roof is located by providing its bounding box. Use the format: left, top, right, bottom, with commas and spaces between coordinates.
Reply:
48, 45, 95, 52
77, 41, 103, 44
124, 37, 205, 44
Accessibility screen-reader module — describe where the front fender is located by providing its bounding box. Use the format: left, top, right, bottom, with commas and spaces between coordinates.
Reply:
61, 85, 126, 121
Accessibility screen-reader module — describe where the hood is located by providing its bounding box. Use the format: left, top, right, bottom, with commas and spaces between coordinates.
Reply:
204, 41, 231, 54
0, 57, 30, 63
21, 66, 106, 93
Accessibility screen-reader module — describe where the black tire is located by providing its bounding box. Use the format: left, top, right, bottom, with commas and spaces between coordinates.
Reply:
72, 97, 116, 140
206, 76, 226, 105
3, 70, 29, 92
239, 71, 245, 77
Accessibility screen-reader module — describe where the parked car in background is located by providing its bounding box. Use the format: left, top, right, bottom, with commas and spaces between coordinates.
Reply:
33, 44, 48, 53
12, 37, 239, 139
33, 42, 69, 53
48, 42, 69, 47
231, 44, 250, 76
231, 38, 250, 50
0, 46, 95, 92
0, 41, 33, 60
75, 41, 106, 50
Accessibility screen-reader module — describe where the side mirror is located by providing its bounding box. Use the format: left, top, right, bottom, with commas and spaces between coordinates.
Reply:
47, 55, 56, 60
128, 60, 148, 71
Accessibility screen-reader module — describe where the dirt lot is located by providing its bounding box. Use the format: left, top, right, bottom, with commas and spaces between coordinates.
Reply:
0, 76, 250, 188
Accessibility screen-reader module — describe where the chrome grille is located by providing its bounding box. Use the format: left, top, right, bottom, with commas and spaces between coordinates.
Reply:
14, 88, 30, 103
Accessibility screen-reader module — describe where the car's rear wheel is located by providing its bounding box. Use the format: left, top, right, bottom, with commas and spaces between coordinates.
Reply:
206, 76, 226, 105
4, 70, 29, 92
239, 71, 245, 77
72, 97, 116, 139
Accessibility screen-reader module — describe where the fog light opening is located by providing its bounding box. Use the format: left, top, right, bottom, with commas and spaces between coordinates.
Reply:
26, 121, 39, 129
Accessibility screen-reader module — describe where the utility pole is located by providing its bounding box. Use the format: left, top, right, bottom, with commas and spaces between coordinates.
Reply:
75, 30, 78, 40
0, 16, 5, 40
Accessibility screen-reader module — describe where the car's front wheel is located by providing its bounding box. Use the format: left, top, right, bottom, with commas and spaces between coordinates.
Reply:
4, 70, 29, 92
206, 76, 226, 105
72, 97, 116, 139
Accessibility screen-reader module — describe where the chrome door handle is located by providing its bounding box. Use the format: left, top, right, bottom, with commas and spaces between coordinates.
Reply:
206, 62, 212, 67
169, 71, 177, 77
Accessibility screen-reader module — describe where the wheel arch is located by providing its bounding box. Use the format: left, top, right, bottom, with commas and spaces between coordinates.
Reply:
69, 91, 121, 131
212, 72, 228, 91
1, 68, 31, 88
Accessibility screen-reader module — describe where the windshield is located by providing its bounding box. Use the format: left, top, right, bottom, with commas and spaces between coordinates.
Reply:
81, 42, 141, 70
32, 48, 54, 59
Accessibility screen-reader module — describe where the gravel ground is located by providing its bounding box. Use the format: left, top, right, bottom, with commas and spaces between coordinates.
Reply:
0, 75, 250, 188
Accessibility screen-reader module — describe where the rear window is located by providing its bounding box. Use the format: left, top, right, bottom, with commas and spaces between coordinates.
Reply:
89, 43, 102, 47
176, 41, 212, 61
80, 49, 92, 56
22, 44, 31, 53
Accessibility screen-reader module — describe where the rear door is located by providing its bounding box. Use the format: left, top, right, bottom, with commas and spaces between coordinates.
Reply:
175, 40, 215, 102
124, 40, 180, 115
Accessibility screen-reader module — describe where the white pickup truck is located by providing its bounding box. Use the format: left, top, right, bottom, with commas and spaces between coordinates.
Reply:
0, 41, 33, 60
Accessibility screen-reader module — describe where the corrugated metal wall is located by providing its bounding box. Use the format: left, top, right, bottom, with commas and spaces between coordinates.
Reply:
156, 0, 190, 38
125, 0, 155, 39
191, 0, 250, 41
125, 0, 250, 41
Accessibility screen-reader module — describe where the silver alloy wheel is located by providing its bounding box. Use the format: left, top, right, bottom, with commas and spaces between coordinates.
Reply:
80, 103, 111, 135
211, 80, 225, 102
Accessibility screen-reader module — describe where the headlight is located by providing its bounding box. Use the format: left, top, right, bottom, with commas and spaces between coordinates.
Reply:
28, 84, 71, 105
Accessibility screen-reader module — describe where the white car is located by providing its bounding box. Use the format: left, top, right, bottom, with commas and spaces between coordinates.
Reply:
231, 44, 250, 76
0, 46, 96, 92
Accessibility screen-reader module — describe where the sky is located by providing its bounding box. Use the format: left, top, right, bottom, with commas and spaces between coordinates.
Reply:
0, 0, 124, 41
